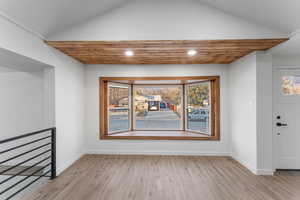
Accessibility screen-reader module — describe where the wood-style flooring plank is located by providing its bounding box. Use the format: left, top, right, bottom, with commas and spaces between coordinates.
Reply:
24, 155, 300, 200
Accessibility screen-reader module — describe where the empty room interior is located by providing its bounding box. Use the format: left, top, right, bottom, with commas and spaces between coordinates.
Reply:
1, 0, 300, 199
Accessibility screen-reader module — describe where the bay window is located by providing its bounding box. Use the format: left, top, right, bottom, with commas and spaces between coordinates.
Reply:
100, 76, 220, 140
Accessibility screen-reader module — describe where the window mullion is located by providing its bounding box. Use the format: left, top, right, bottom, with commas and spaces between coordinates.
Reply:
130, 84, 134, 131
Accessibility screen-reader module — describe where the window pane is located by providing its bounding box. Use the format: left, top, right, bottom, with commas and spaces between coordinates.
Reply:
282, 76, 300, 95
186, 82, 210, 134
133, 85, 183, 130
108, 83, 130, 133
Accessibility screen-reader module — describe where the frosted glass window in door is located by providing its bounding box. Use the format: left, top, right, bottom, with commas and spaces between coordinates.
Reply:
282, 76, 300, 95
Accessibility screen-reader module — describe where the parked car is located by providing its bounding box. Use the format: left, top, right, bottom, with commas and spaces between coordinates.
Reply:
148, 101, 160, 111
149, 105, 159, 111
188, 109, 209, 121
160, 102, 167, 109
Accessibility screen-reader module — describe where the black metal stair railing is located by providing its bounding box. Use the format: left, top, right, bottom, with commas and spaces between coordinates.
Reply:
0, 128, 56, 200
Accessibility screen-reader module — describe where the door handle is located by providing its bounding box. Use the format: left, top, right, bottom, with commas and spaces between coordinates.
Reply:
276, 122, 288, 127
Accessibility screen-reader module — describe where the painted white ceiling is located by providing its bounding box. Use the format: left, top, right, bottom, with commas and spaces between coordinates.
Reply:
49, 0, 286, 41
0, 0, 299, 38
0, 47, 50, 72
0, 0, 130, 38
198, 0, 300, 34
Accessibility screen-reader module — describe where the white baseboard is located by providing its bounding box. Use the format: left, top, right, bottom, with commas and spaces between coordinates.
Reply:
86, 149, 231, 156
232, 156, 257, 174
231, 155, 274, 176
56, 152, 84, 175
253, 169, 274, 176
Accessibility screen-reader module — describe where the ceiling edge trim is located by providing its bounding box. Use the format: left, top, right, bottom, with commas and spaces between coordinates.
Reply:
0, 10, 45, 40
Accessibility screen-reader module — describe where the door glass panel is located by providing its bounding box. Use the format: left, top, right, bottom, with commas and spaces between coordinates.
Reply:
108, 83, 130, 134
133, 85, 183, 130
186, 82, 211, 134
282, 76, 300, 95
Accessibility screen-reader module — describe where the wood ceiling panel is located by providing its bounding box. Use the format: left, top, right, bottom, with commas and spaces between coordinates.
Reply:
45, 39, 288, 64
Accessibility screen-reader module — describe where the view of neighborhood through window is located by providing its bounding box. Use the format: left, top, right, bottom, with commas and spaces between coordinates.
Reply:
107, 80, 212, 135
133, 85, 183, 130
108, 83, 130, 133
282, 76, 300, 95
186, 82, 210, 134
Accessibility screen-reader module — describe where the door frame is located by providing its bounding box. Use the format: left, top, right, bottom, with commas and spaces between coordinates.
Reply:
272, 65, 300, 170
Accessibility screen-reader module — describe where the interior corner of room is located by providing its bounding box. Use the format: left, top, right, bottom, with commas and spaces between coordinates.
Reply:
1, 0, 300, 199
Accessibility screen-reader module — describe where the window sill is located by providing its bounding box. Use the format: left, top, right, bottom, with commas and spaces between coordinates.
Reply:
101, 131, 219, 140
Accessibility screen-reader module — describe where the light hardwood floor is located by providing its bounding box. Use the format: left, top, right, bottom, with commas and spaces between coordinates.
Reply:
25, 155, 300, 200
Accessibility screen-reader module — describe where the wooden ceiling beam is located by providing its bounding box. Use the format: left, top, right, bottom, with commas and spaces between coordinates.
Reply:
45, 39, 288, 64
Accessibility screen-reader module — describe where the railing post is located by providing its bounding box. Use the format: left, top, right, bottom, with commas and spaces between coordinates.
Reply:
51, 127, 56, 179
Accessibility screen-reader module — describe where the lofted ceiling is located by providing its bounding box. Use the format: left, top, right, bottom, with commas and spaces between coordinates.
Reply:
198, 0, 300, 34
0, 0, 130, 38
46, 39, 288, 64
0, 0, 299, 38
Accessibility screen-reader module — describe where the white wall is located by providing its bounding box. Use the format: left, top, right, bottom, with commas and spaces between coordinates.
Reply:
273, 55, 300, 66
228, 53, 257, 173
0, 66, 44, 139
50, 0, 285, 40
52, 51, 85, 173
0, 16, 85, 175
256, 52, 273, 174
0, 65, 50, 200
85, 64, 230, 155
229, 52, 273, 175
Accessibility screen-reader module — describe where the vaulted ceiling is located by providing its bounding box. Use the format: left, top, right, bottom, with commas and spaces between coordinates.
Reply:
0, 0, 130, 38
199, 0, 300, 34
0, 0, 299, 39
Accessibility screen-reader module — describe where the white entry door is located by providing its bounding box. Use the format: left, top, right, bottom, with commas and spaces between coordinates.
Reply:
274, 68, 300, 169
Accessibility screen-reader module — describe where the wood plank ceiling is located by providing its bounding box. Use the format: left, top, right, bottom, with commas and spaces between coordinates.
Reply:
46, 39, 288, 64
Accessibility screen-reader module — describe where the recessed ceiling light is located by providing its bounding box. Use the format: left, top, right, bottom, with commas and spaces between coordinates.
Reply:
124, 50, 134, 56
187, 50, 197, 56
